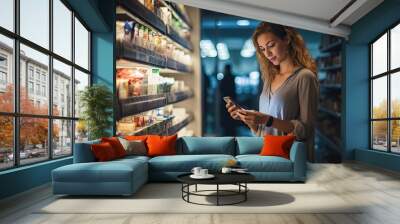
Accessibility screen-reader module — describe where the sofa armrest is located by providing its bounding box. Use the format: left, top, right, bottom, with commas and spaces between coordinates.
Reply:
289, 141, 307, 181
73, 140, 100, 163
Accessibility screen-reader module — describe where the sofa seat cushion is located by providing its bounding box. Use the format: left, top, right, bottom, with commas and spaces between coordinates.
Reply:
236, 155, 293, 172
53, 159, 147, 183
116, 155, 150, 162
149, 154, 235, 172
177, 137, 235, 155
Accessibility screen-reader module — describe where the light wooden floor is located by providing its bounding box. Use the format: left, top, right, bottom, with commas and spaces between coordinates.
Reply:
1, 162, 400, 224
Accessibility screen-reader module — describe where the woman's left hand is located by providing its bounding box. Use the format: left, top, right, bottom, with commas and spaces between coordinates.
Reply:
237, 109, 270, 126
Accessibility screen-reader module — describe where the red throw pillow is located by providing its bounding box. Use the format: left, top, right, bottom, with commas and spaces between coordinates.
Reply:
91, 142, 117, 161
124, 135, 148, 141
101, 137, 126, 158
260, 135, 296, 159
146, 134, 177, 157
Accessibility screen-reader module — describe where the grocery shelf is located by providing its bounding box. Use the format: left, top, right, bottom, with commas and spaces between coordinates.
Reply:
117, 42, 167, 68
162, 0, 192, 29
319, 64, 342, 71
121, 115, 174, 136
166, 90, 194, 103
167, 114, 194, 135
315, 129, 341, 153
166, 25, 193, 51
319, 107, 341, 118
319, 41, 343, 52
119, 95, 167, 119
166, 57, 192, 73
117, 0, 193, 51
117, 90, 194, 118
320, 83, 341, 90
117, 0, 166, 34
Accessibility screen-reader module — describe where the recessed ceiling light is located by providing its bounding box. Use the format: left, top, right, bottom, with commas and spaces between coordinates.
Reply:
237, 20, 250, 26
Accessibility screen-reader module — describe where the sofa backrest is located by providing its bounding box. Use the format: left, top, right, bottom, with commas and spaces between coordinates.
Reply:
73, 139, 100, 163
235, 137, 263, 155
177, 137, 235, 155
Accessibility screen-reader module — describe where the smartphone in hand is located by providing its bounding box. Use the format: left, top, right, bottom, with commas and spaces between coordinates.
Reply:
223, 96, 245, 110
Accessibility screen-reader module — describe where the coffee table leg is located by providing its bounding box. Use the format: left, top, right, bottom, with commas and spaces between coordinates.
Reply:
187, 184, 190, 202
245, 183, 247, 201
195, 184, 197, 192
217, 184, 219, 206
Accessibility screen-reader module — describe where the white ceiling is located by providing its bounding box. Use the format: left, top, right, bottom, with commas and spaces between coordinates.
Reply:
169, 0, 384, 38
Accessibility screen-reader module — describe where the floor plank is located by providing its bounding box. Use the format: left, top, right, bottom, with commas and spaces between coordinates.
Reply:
1, 162, 400, 224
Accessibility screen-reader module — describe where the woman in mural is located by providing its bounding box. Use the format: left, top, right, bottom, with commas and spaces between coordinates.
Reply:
226, 22, 319, 161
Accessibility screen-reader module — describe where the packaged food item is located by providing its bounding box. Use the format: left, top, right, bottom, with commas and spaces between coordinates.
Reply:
116, 21, 125, 41
134, 22, 140, 46
138, 24, 144, 47
145, 0, 154, 13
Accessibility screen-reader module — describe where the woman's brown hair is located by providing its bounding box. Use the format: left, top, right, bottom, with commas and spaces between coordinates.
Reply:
252, 22, 317, 86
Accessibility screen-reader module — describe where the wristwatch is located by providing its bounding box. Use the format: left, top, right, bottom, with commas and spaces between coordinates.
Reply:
266, 116, 274, 127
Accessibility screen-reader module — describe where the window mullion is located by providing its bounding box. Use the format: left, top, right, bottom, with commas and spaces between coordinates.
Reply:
387, 30, 391, 152
49, 0, 53, 160
72, 10, 76, 154
370, 45, 373, 149
13, 0, 21, 167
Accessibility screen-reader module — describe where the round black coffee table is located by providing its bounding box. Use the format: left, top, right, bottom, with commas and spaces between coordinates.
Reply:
177, 173, 255, 206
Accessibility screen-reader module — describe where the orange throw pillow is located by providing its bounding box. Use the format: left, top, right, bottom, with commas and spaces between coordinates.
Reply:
260, 135, 296, 159
91, 142, 117, 162
124, 135, 148, 141
101, 137, 126, 158
146, 134, 177, 157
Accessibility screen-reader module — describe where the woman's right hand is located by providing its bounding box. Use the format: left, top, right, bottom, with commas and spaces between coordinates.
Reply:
225, 101, 241, 120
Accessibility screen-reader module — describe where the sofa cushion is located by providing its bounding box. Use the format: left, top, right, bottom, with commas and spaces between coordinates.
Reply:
235, 137, 263, 155
73, 139, 100, 163
260, 135, 295, 159
147, 135, 177, 157
149, 154, 235, 172
101, 137, 127, 158
177, 137, 235, 155
52, 159, 147, 183
236, 155, 293, 172
91, 142, 118, 161
118, 138, 147, 156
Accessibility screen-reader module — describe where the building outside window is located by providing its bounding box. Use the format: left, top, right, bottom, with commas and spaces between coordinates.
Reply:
28, 81, 34, 94
0, 0, 91, 170
370, 23, 400, 154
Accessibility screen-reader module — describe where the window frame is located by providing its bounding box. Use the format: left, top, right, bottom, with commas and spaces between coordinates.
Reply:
0, 0, 92, 171
370, 20, 400, 154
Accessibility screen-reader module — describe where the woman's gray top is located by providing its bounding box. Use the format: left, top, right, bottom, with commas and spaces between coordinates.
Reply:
253, 67, 319, 160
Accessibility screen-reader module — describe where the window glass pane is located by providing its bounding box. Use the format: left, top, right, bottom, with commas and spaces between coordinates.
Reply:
20, 0, 49, 49
75, 120, 88, 143
0, 35, 14, 113
372, 33, 387, 76
74, 69, 89, 118
391, 24, 400, 70
391, 120, 400, 153
0, 0, 14, 31
391, 72, 400, 118
53, 59, 72, 117
0, 116, 13, 170
20, 117, 49, 165
372, 121, 388, 151
372, 76, 387, 119
53, 119, 72, 157
74, 17, 89, 70
53, 0, 72, 60
20, 44, 49, 115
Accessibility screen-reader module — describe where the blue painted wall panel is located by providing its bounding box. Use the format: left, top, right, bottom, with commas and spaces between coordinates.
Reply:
346, 0, 400, 171
0, 0, 115, 200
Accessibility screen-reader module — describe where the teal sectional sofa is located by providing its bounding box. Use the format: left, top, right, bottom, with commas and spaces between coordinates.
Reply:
52, 137, 306, 196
